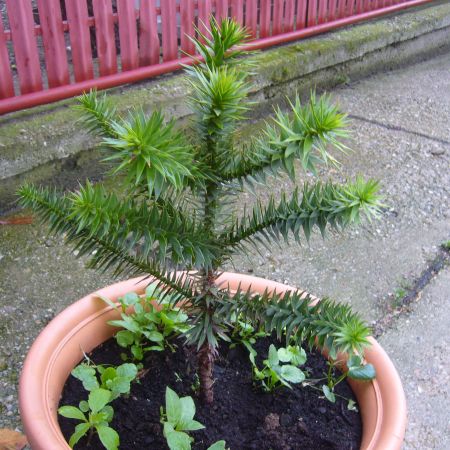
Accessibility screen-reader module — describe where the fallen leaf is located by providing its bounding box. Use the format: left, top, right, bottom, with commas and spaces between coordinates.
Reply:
0, 216, 33, 226
0, 429, 28, 450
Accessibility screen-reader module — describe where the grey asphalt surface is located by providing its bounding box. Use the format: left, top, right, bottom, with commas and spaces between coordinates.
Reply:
1, 52, 449, 448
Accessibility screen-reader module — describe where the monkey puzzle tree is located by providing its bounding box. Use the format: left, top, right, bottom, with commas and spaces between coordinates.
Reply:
19, 18, 381, 404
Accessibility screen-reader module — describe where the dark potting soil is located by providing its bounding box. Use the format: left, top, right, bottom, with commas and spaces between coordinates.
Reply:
59, 336, 362, 450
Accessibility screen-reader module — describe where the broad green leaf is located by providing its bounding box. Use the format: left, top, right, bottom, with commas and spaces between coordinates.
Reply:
131, 345, 143, 360
88, 388, 111, 414
207, 441, 227, 450
71, 364, 99, 391
146, 330, 164, 342
165, 387, 181, 425
267, 345, 279, 366
110, 315, 140, 333
347, 354, 363, 368
182, 420, 205, 431
322, 385, 336, 403
68, 422, 90, 448
102, 405, 114, 422
101, 367, 117, 385
79, 400, 89, 413
58, 406, 86, 421
121, 292, 140, 307
288, 346, 307, 366
115, 330, 135, 347
134, 302, 144, 314
348, 363, 376, 380
144, 310, 160, 323
144, 345, 164, 352
166, 430, 192, 450
280, 365, 305, 383
109, 377, 131, 396
90, 411, 110, 424
178, 396, 196, 429
163, 422, 175, 437
96, 425, 119, 450
277, 347, 292, 363
116, 363, 138, 381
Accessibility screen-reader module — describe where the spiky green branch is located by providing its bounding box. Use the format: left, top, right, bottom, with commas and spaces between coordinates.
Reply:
217, 289, 371, 357
223, 178, 381, 249
18, 184, 195, 300
219, 94, 349, 183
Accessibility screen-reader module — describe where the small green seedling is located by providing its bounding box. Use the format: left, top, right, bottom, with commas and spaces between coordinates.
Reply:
58, 388, 119, 450
321, 354, 375, 407
190, 373, 200, 394
102, 284, 190, 360
251, 344, 306, 392
230, 319, 266, 358
71, 362, 138, 400
160, 386, 226, 450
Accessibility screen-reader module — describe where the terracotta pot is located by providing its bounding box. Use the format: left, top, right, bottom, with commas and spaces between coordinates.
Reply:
19, 273, 406, 450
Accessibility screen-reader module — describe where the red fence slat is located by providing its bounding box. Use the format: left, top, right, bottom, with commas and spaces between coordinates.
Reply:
272, 0, 284, 35
231, 0, 244, 25
215, 0, 229, 22
338, 0, 348, 18
92, 0, 118, 76
327, 0, 337, 21
65, 0, 94, 82
117, 0, 139, 71
355, 0, 363, 14
139, 0, 160, 66
0, 17, 14, 98
285, 0, 296, 32
160, 0, 178, 61
307, 0, 318, 26
5, 0, 42, 94
198, 0, 213, 37
36, 0, 70, 88
245, 0, 258, 37
296, 0, 308, 29
180, 0, 195, 55
260, 0, 272, 37
318, 0, 328, 23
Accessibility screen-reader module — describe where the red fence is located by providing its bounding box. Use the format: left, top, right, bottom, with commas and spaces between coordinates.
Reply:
0, 0, 433, 115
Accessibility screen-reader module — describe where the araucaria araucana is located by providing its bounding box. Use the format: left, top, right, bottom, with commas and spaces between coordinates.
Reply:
19, 18, 382, 405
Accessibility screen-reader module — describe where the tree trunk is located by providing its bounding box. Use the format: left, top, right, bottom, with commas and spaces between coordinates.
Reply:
198, 342, 215, 404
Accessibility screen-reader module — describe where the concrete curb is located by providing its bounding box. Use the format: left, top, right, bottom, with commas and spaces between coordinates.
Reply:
1, 1, 450, 212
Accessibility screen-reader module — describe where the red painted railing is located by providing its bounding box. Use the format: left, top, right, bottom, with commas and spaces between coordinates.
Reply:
0, 0, 434, 115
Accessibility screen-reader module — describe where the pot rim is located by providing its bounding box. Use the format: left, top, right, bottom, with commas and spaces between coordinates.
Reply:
19, 273, 406, 450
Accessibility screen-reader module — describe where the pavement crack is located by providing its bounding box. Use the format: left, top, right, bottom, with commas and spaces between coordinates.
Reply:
373, 243, 450, 337
349, 114, 450, 147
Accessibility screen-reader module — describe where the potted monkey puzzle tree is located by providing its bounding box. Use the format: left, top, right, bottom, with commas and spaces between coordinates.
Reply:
18, 18, 406, 450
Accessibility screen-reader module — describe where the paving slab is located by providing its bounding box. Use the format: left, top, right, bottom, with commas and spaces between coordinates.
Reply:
378, 267, 450, 450
0, 50, 449, 450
